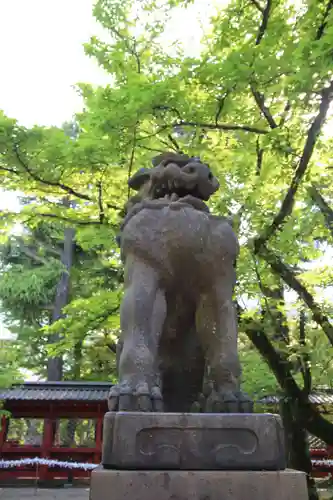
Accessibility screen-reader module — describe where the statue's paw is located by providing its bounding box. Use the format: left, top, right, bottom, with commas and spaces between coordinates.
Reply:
108, 382, 163, 412
193, 389, 253, 414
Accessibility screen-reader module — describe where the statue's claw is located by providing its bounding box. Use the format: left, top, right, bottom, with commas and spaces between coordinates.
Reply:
108, 382, 163, 412
193, 388, 253, 414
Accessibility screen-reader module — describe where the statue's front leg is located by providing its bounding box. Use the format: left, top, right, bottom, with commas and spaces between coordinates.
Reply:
108, 255, 166, 412
196, 277, 253, 413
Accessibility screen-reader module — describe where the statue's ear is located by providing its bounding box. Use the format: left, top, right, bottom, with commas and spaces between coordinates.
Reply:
128, 168, 151, 190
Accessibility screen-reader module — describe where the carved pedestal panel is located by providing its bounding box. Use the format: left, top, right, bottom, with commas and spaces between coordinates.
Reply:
102, 412, 286, 471
90, 467, 308, 500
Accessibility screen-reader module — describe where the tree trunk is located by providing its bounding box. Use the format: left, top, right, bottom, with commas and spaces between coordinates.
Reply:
280, 398, 319, 500
245, 322, 333, 445
63, 340, 83, 446
73, 340, 83, 380
47, 225, 75, 381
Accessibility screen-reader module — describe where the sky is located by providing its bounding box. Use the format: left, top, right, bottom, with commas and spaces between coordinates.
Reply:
0, 0, 109, 127
0, 0, 220, 127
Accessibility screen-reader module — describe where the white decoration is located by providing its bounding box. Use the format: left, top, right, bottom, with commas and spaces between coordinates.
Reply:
312, 459, 333, 468
0, 457, 332, 471
0, 458, 98, 470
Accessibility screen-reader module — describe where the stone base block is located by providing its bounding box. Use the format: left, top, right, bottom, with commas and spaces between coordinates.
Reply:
102, 412, 285, 470
90, 467, 307, 500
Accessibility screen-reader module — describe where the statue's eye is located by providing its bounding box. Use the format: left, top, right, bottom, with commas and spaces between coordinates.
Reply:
188, 166, 196, 173
208, 172, 213, 180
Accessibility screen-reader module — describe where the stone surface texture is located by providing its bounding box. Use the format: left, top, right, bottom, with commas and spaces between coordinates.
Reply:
90, 467, 308, 500
109, 152, 252, 414
102, 412, 286, 471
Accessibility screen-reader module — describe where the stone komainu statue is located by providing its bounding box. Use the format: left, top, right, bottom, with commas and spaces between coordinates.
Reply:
110, 152, 252, 413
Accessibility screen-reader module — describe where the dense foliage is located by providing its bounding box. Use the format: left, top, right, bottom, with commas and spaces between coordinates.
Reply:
0, 2, 333, 480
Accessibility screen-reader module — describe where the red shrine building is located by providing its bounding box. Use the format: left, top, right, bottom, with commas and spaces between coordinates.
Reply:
0, 382, 332, 484
0, 382, 109, 483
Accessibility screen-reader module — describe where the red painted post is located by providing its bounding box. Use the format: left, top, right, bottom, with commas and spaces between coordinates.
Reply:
94, 416, 103, 464
0, 415, 8, 449
39, 418, 54, 482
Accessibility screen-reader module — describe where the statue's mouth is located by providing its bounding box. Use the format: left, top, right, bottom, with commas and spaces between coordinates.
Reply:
152, 183, 208, 202
152, 181, 208, 201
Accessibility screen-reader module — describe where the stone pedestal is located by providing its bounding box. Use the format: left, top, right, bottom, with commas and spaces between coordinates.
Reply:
90, 412, 307, 499
102, 412, 286, 470
90, 467, 308, 500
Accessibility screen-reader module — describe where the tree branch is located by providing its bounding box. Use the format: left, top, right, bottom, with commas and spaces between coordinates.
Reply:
256, 245, 333, 345
137, 144, 168, 154
127, 125, 138, 198
256, 137, 264, 175
153, 105, 182, 122
299, 309, 312, 396
279, 100, 291, 127
106, 342, 117, 354
249, 0, 264, 13
109, 27, 141, 73
215, 91, 232, 125
97, 181, 105, 224
251, 86, 278, 128
13, 145, 121, 212
20, 236, 61, 258
255, 80, 333, 249
255, 0, 272, 45
137, 126, 169, 142
13, 145, 93, 203
24, 213, 103, 226
16, 242, 50, 266
308, 185, 333, 238
167, 133, 181, 152
172, 121, 268, 135
0, 165, 20, 175
316, 0, 333, 40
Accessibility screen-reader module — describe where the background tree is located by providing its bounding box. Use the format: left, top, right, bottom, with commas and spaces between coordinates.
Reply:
0, 1, 333, 495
